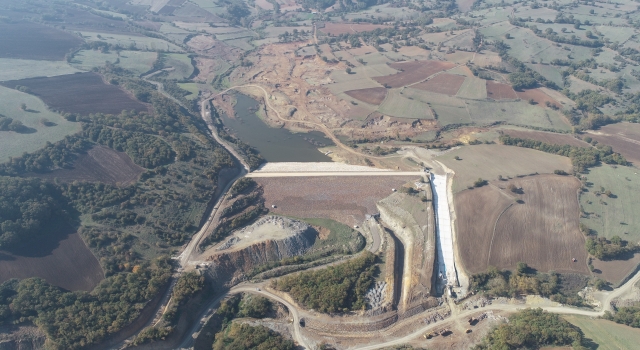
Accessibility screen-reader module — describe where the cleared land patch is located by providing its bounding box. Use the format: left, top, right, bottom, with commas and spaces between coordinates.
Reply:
486, 80, 517, 100
0, 232, 103, 292
516, 88, 561, 109
28, 146, 144, 186
587, 122, 640, 166
1, 72, 148, 115
0, 22, 83, 60
0, 86, 80, 163
70, 50, 157, 76
412, 73, 465, 96
378, 90, 434, 119
254, 176, 418, 227
374, 60, 456, 88
344, 87, 388, 105
592, 253, 640, 286
438, 144, 572, 192
80, 31, 183, 52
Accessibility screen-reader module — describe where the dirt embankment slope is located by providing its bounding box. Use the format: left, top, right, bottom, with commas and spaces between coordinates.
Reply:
377, 187, 436, 311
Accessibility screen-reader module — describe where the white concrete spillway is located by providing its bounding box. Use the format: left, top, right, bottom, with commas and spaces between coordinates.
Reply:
430, 173, 459, 289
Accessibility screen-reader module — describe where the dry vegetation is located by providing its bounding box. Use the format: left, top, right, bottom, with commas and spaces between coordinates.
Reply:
587, 123, 640, 166
486, 81, 517, 100
412, 73, 465, 96
345, 87, 388, 105
456, 175, 589, 275
375, 61, 456, 88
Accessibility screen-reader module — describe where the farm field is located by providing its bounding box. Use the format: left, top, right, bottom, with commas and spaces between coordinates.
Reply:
70, 50, 158, 76
592, 252, 640, 286
0, 58, 81, 81
438, 144, 572, 192
158, 53, 194, 80
412, 73, 465, 96
378, 90, 433, 119
0, 231, 103, 292
344, 87, 387, 105
456, 175, 589, 274
80, 31, 183, 52
374, 60, 456, 88
456, 76, 487, 99
1, 72, 148, 115
320, 23, 390, 35
28, 146, 145, 186
0, 22, 83, 60
587, 122, 640, 166
579, 164, 640, 242
501, 129, 590, 147
0, 86, 80, 163
564, 315, 640, 350
486, 80, 517, 100
515, 88, 562, 109
178, 83, 200, 100
466, 99, 570, 130
254, 176, 418, 227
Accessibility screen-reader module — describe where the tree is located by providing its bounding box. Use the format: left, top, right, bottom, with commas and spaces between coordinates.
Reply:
19, 103, 26, 111
504, 33, 511, 39
345, 67, 352, 74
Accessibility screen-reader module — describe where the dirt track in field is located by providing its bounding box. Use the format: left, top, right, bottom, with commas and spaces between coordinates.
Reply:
412, 73, 465, 96
28, 146, 144, 186
456, 175, 589, 274
345, 87, 388, 105
374, 61, 456, 88
254, 175, 418, 226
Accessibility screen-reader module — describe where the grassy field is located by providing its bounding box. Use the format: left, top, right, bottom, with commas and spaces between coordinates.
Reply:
438, 144, 572, 192
80, 31, 183, 52
159, 53, 194, 80
0, 86, 80, 163
467, 100, 571, 130
456, 76, 487, 99
70, 50, 157, 75
378, 90, 434, 119
178, 83, 200, 100
564, 315, 640, 350
579, 164, 640, 241
0, 58, 81, 81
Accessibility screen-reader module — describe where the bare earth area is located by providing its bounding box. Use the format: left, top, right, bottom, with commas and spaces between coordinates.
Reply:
0, 232, 104, 291
412, 73, 466, 96
254, 176, 418, 226
456, 175, 589, 274
345, 87, 388, 105
587, 122, 640, 166
375, 60, 456, 88
486, 81, 517, 100
28, 146, 144, 186
592, 253, 640, 286
515, 88, 562, 109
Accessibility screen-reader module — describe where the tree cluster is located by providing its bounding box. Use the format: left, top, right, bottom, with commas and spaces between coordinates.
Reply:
273, 252, 377, 313
212, 323, 295, 350
585, 236, 637, 260
604, 306, 640, 328
0, 116, 29, 133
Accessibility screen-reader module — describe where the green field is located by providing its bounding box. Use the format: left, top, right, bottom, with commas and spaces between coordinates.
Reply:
467, 100, 571, 130
0, 59, 81, 81
159, 53, 194, 80
580, 164, 640, 241
71, 50, 157, 76
80, 31, 183, 53
456, 77, 487, 99
0, 86, 80, 163
378, 90, 433, 119
438, 144, 572, 192
178, 83, 200, 100
564, 315, 640, 350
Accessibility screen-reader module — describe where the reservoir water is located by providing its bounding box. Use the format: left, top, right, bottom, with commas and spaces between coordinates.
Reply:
220, 94, 334, 162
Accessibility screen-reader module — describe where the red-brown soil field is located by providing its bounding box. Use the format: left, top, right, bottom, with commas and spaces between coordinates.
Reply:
344, 87, 388, 105
503, 129, 590, 147
28, 146, 144, 186
412, 73, 465, 95
0, 22, 83, 60
592, 253, 640, 286
456, 175, 589, 275
486, 81, 517, 100
374, 60, 456, 88
516, 88, 561, 109
1, 72, 148, 115
254, 175, 418, 226
320, 23, 390, 35
587, 122, 640, 166
0, 232, 104, 291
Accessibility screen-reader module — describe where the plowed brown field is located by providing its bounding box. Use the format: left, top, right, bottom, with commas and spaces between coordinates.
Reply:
587, 122, 640, 166
0, 231, 103, 291
516, 88, 561, 109
503, 129, 590, 147
592, 253, 640, 286
374, 61, 456, 88
28, 146, 144, 186
254, 175, 418, 226
456, 175, 589, 274
412, 73, 465, 95
345, 87, 388, 105
486, 81, 517, 99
